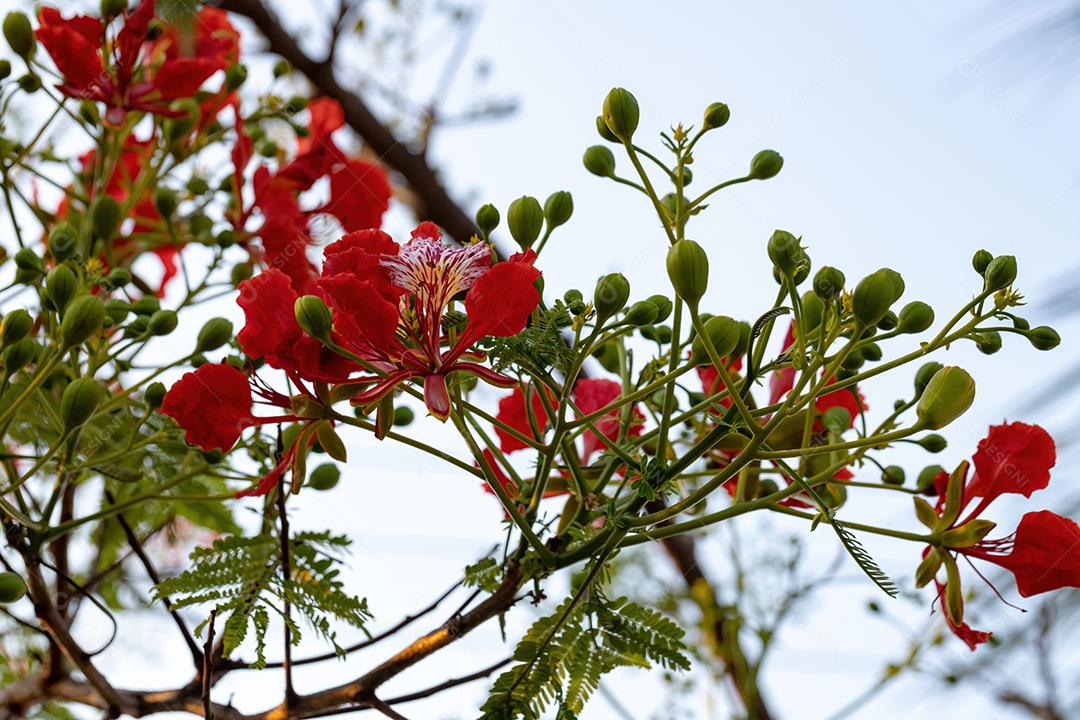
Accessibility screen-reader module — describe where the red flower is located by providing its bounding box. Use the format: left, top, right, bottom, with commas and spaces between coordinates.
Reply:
321, 225, 541, 420
574, 379, 644, 463
495, 386, 551, 453
35, 0, 223, 126
921, 423, 1074, 649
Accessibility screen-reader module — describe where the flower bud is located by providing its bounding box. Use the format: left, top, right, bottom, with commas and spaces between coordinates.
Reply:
767, 230, 804, 276
861, 341, 882, 362
393, 406, 415, 426
916, 366, 975, 430
583, 145, 616, 177
61, 377, 104, 433
601, 87, 639, 141
153, 187, 178, 218
104, 267, 131, 290
295, 295, 333, 340
145, 381, 167, 409
1027, 325, 1060, 351
974, 330, 1002, 355
666, 239, 709, 308
703, 101, 730, 130
105, 300, 130, 325
60, 296, 105, 347
821, 405, 852, 434
853, 269, 902, 327
148, 309, 178, 336
3, 338, 35, 377
131, 296, 160, 316
231, 263, 254, 285
1, 308, 32, 346
0, 572, 27, 604
983, 255, 1017, 291
800, 290, 824, 331
46, 265, 78, 312
749, 149, 783, 179
917, 433, 947, 453
876, 310, 897, 331
594, 273, 630, 322
475, 203, 499, 237
223, 62, 247, 90
881, 465, 905, 485
916, 464, 946, 494
813, 266, 845, 300
972, 249, 992, 275
624, 300, 659, 327
3, 11, 34, 60
272, 59, 290, 78
595, 115, 619, 142
49, 222, 80, 262
91, 195, 122, 240
196, 317, 233, 353
308, 462, 341, 490
14, 247, 44, 277
897, 301, 934, 334
691, 315, 741, 366
646, 294, 673, 323
507, 195, 544, 250
543, 191, 574, 230
17, 73, 41, 93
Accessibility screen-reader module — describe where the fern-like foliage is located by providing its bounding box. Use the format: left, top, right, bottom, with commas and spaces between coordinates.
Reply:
479, 593, 689, 719
154, 530, 371, 667
483, 302, 576, 374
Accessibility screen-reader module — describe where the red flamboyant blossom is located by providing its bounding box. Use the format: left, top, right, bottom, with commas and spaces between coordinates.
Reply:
923, 422, 1079, 649
159, 363, 319, 497
322, 224, 541, 420
35, 0, 229, 126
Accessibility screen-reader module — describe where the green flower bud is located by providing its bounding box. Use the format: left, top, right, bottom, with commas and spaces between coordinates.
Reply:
972, 249, 993, 275
897, 301, 934, 334
916, 366, 976, 430
564, 289, 583, 305
840, 348, 865, 371
624, 300, 659, 327
703, 101, 730, 130
148, 310, 178, 336
104, 300, 130, 325
691, 315, 741, 366
272, 59, 290, 78
215, 229, 237, 248
196, 317, 233, 353
1012, 316, 1030, 330
975, 330, 1002, 355
543, 191, 574, 229
257, 140, 279, 158
0, 59, 10, 80
131, 296, 160, 316
308, 463, 341, 491
801, 290, 824, 331
821, 405, 852, 434
190, 353, 208, 368
3, 12, 35, 60
46, 265, 78, 313
187, 176, 211, 196
507, 195, 544, 250
876, 310, 897, 331
285, 95, 308, 114
17, 73, 41, 93
0, 572, 27, 604
60, 296, 105, 347
678, 166, 694, 187
124, 317, 148, 339
1, 308, 32, 346
595, 115, 619, 142
1027, 326, 1060, 351
591, 341, 619, 372
393, 406, 415, 427
881, 465, 905, 486
91, 195, 122, 240
646, 294, 673, 323
749, 149, 783, 179
61, 377, 104, 432
767, 230, 804, 276
475, 203, 499, 237
666, 239, 709, 308
295, 295, 333, 340
583, 145, 616, 177
231, 263, 254, 285
3, 338, 35, 377
601, 87, 640, 141
916, 464, 946, 494
153, 187, 178, 218
813, 266, 845, 300
983, 255, 1017, 291
853, 269, 902, 327
861, 341, 882, 362
221, 61, 247, 90
14, 247, 44, 276
145, 381, 166, 409
918, 433, 947, 453
78, 100, 100, 125
48, 222, 80, 262
104, 267, 131, 289
594, 273, 630, 322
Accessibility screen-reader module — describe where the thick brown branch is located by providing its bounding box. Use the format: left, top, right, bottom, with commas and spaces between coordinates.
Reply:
214, 0, 481, 246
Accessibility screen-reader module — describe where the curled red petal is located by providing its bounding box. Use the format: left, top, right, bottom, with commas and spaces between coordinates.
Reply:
463, 254, 541, 341
971, 510, 1080, 597
968, 422, 1056, 507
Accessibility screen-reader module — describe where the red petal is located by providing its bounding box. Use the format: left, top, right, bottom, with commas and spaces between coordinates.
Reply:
34, 9, 105, 92
159, 364, 254, 451
153, 57, 220, 100
574, 378, 644, 463
495, 387, 550, 453
326, 158, 392, 233
975, 511, 1080, 597
463, 255, 541, 340
423, 374, 451, 421
967, 423, 1056, 507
